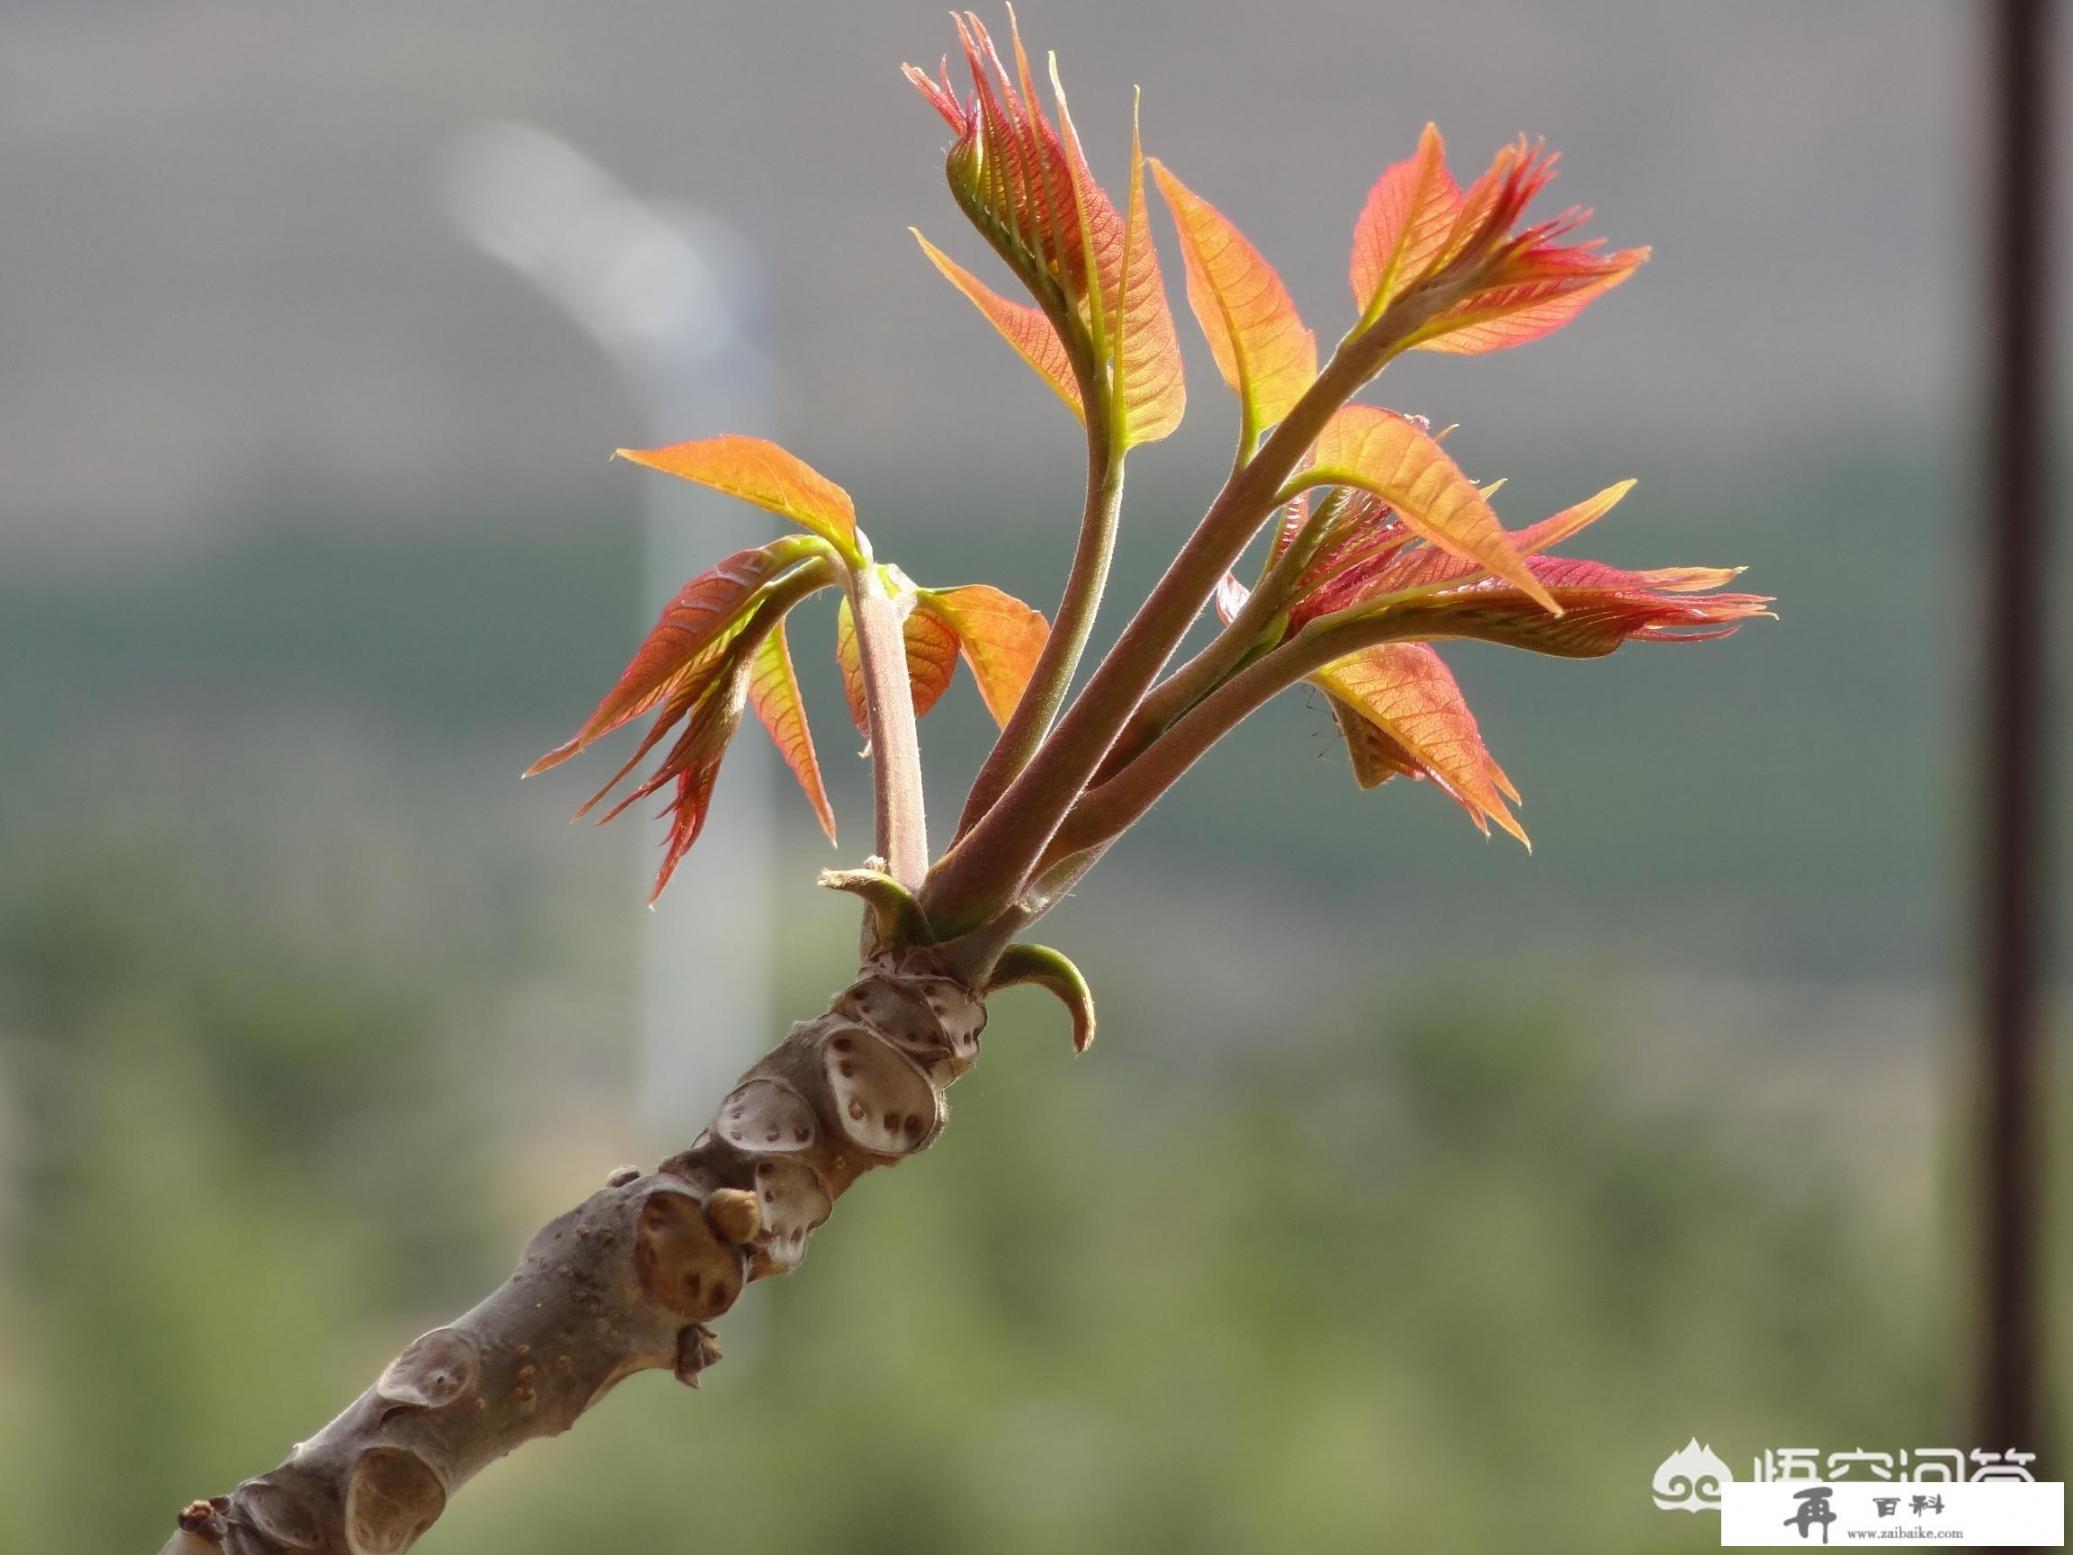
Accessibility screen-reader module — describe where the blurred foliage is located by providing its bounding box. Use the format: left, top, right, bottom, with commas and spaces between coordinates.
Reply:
0, 841, 2016, 1554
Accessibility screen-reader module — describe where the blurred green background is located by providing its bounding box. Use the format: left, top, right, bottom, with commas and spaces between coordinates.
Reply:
0, 2, 2066, 1551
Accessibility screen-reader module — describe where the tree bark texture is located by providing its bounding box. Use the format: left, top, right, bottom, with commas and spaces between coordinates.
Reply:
157, 953, 987, 1555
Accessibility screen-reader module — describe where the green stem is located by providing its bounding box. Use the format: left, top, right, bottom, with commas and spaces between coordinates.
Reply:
956, 423, 1125, 838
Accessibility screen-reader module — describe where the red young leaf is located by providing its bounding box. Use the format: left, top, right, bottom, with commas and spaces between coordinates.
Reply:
747, 619, 837, 845
1347, 128, 1646, 354
1246, 471, 1759, 661
1296, 406, 1557, 612
650, 765, 723, 903
1349, 122, 1462, 323
913, 229, 1084, 420
1437, 136, 1543, 273
906, 15, 1097, 312
1267, 491, 1312, 566
644, 677, 748, 903
918, 584, 1053, 727
1299, 480, 1636, 616
577, 650, 752, 903
1210, 476, 1756, 845
1314, 643, 1527, 845
526, 539, 814, 777
1367, 561, 1771, 658
616, 436, 859, 557
986, 12, 1092, 291
541, 550, 841, 899
1287, 494, 1421, 620
570, 635, 739, 824
1289, 480, 1767, 654
905, 50, 965, 132
1150, 157, 1316, 439
1424, 137, 1647, 355
911, 13, 1183, 450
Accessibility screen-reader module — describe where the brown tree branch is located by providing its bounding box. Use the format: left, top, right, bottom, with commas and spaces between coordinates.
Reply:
156, 959, 990, 1555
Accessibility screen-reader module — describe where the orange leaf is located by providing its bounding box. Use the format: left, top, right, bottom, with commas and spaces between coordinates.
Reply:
1329, 694, 1424, 790
1149, 158, 1316, 438
1047, 59, 1124, 350
616, 436, 859, 557
1050, 66, 1183, 449
1348, 123, 1462, 323
913, 229, 1084, 421
834, 594, 866, 732
526, 540, 811, 777
1313, 643, 1527, 845
1297, 406, 1557, 613
1111, 97, 1186, 447
902, 605, 962, 720
1511, 480, 1637, 555
1411, 253, 1648, 355
919, 583, 1052, 727
834, 589, 961, 735
747, 619, 837, 845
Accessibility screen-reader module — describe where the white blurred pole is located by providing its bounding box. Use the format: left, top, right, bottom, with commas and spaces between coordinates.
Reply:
446, 125, 775, 1144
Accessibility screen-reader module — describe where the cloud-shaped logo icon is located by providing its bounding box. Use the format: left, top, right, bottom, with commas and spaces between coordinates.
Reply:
1652, 1437, 1733, 1512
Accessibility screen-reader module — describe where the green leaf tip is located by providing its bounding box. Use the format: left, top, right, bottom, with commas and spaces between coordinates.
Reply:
985, 942, 1096, 1052
819, 867, 934, 950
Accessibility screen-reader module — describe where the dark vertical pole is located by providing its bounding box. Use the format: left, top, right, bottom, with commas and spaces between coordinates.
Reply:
1979, 0, 2053, 1467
